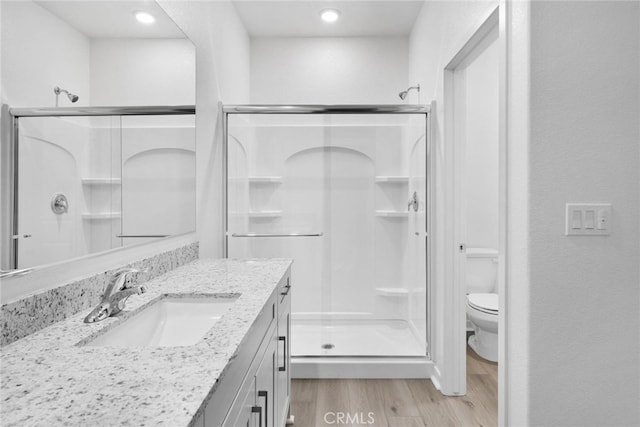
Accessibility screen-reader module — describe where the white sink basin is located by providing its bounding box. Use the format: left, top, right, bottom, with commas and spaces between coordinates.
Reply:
86, 296, 239, 347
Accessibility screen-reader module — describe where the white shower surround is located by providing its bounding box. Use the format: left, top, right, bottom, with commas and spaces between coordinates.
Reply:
227, 112, 430, 377
15, 115, 195, 268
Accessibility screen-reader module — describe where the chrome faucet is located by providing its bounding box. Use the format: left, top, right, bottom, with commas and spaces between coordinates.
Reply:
84, 268, 146, 323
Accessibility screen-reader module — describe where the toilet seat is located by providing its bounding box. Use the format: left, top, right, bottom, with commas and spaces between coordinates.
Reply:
467, 293, 498, 315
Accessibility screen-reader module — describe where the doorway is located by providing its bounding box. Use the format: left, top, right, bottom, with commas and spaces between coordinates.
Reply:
442, 6, 502, 400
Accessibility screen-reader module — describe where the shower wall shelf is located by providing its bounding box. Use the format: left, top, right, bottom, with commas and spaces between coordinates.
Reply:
375, 210, 408, 217
82, 212, 122, 220
248, 210, 282, 218
229, 176, 283, 184
375, 287, 409, 297
375, 176, 409, 183
81, 178, 121, 185
248, 176, 282, 184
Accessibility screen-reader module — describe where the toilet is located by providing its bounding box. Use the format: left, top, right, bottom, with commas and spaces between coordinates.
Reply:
465, 248, 499, 362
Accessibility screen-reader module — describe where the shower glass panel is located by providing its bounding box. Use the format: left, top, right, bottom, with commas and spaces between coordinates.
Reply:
17, 115, 121, 267
11, 110, 195, 270
120, 115, 196, 246
226, 110, 428, 358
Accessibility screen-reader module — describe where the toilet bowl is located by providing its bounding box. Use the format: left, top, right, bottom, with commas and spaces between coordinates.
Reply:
466, 292, 498, 362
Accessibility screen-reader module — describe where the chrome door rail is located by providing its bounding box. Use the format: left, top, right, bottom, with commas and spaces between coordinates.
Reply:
223, 104, 429, 115
231, 232, 324, 238
10, 105, 195, 118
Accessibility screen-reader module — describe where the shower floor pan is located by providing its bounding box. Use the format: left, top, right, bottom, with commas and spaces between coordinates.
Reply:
291, 318, 425, 357
290, 318, 432, 379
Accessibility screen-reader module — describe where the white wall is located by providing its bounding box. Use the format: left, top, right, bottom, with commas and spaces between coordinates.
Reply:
526, 1, 639, 424
158, 0, 251, 259
0, 1, 90, 108
90, 39, 195, 106
0, 0, 247, 301
464, 39, 499, 250
251, 37, 408, 104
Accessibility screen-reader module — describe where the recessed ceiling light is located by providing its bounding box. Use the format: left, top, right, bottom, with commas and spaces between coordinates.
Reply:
320, 9, 340, 23
134, 11, 155, 24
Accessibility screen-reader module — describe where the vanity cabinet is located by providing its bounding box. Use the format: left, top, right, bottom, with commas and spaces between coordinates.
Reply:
276, 276, 291, 427
203, 270, 291, 427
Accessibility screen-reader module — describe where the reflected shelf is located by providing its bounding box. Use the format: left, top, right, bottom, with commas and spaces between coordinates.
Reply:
375, 176, 408, 183
81, 178, 122, 185
229, 176, 283, 184
248, 176, 282, 184
82, 212, 122, 220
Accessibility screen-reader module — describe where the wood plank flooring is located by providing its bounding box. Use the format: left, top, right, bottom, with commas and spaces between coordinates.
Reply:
290, 348, 497, 427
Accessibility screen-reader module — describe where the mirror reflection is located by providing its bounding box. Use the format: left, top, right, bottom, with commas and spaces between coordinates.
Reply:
1, 1, 196, 271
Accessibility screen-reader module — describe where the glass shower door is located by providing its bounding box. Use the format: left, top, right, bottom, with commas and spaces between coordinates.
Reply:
16, 115, 121, 268
226, 112, 428, 358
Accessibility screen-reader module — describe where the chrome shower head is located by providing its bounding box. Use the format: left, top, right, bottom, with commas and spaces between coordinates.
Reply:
398, 84, 420, 100
54, 86, 79, 106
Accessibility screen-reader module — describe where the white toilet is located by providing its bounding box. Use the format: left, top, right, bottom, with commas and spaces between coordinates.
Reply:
465, 248, 499, 362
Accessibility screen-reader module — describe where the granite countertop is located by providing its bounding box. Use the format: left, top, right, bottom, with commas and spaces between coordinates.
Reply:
0, 258, 292, 427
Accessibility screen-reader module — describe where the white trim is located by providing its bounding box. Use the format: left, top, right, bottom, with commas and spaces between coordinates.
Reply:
498, 1, 509, 425
291, 357, 434, 379
441, 6, 501, 397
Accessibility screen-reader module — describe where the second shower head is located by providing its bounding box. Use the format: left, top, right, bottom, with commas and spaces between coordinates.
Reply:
399, 84, 420, 100
54, 86, 79, 106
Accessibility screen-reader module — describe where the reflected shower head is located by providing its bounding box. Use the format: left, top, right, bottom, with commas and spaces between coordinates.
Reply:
398, 84, 420, 100
54, 86, 79, 106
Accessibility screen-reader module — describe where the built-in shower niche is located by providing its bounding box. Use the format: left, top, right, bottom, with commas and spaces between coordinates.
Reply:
227, 112, 428, 362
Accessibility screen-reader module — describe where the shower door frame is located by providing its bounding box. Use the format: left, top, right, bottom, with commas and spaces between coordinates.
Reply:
222, 104, 432, 361
3, 105, 196, 273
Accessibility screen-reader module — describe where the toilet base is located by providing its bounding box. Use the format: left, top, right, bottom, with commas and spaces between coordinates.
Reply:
468, 329, 498, 362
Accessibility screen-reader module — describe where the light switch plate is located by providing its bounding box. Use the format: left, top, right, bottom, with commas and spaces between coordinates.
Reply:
565, 203, 612, 236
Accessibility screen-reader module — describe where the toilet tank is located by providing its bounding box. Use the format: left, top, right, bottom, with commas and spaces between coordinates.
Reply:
466, 247, 498, 294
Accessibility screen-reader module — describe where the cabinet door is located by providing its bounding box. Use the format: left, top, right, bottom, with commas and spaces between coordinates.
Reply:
224, 376, 258, 427
255, 331, 277, 427
276, 309, 291, 426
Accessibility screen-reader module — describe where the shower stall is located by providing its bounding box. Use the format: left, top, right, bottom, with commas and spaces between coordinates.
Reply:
224, 105, 431, 378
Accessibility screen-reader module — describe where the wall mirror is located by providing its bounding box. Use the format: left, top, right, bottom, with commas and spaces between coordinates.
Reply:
0, 1, 196, 273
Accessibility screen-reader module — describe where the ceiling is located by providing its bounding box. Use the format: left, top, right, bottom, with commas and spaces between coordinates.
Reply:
35, 1, 186, 39
232, 1, 425, 37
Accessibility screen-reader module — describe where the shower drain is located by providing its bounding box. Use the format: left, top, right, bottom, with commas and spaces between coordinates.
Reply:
321, 343, 335, 350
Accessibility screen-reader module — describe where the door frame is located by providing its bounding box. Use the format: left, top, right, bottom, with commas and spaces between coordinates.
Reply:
441, 5, 505, 402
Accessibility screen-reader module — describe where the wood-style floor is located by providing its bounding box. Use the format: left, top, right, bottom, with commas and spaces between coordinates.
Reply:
290, 348, 497, 427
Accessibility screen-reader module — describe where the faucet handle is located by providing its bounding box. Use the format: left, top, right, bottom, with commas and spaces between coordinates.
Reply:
112, 268, 139, 289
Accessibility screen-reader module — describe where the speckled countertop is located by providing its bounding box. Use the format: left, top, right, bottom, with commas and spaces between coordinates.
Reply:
0, 258, 292, 427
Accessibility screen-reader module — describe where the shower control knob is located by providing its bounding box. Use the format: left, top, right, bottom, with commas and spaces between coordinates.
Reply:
408, 191, 419, 212
51, 193, 69, 214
